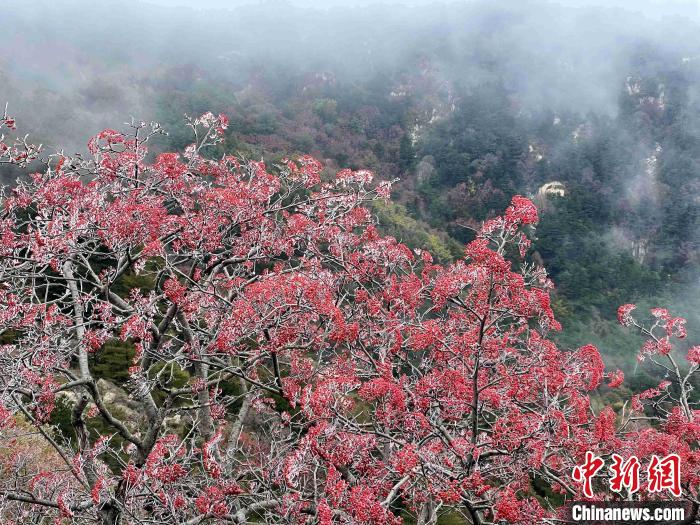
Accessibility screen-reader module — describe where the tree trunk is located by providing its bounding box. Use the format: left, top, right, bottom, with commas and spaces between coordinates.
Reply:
417, 498, 437, 525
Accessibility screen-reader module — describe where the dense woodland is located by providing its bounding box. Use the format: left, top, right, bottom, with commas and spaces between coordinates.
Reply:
2, 0, 700, 405
1, 2, 700, 523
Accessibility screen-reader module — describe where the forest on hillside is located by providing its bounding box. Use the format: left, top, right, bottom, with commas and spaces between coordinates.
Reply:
1, 1, 699, 523
4, 0, 700, 383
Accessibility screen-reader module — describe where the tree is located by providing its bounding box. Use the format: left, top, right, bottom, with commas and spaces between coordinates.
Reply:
0, 111, 697, 525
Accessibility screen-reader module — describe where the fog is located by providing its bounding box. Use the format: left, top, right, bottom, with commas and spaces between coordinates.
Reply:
3, 0, 700, 340
141, 0, 699, 15
3, 0, 700, 141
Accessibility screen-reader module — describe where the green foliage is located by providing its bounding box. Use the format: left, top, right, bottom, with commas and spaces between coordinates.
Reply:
147, 361, 191, 405
313, 98, 338, 123
535, 195, 662, 313
531, 473, 566, 509
372, 200, 463, 263
116, 271, 157, 297
0, 329, 18, 344
50, 395, 76, 444
78, 37, 700, 386
398, 134, 416, 172
49, 394, 128, 473
91, 340, 136, 386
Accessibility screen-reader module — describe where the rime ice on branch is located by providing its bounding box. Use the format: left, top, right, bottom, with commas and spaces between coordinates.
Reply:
0, 113, 697, 524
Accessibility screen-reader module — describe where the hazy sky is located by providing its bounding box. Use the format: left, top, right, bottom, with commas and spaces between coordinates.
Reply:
139, 0, 700, 17
3, 0, 700, 151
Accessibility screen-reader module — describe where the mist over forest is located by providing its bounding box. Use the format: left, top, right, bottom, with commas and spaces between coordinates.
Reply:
3, 3, 700, 523
3, 0, 700, 382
